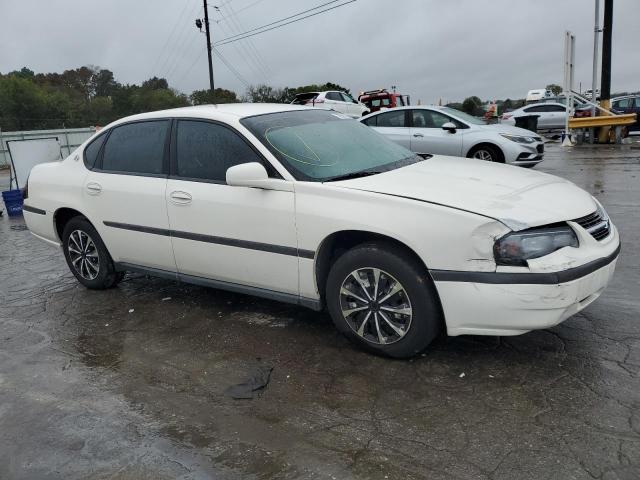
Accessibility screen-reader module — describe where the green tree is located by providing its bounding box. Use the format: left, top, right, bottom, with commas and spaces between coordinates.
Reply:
546, 84, 562, 96
190, 88, 238, 105
244, 84, 288, 103
461, 96, 483, 116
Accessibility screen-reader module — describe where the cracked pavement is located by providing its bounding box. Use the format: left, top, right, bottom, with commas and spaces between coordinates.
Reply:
1, 140, 639, 479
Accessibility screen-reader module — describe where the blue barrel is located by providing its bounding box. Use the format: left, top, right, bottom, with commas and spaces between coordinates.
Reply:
2, 189, 24, 217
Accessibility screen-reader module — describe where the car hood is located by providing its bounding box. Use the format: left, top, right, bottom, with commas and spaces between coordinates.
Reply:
476, 123, 541, 137
330, 156, 596, 230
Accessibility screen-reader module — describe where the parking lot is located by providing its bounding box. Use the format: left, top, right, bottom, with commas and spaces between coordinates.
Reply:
1, 141, 639, 480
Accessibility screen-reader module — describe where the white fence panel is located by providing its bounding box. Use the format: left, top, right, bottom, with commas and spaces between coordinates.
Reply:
0, 127, 97, 167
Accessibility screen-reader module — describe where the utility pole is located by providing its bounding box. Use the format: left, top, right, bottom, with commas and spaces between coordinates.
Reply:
591, 0, 601, 116
196, 1, 214, 92
598, 0, 613, 142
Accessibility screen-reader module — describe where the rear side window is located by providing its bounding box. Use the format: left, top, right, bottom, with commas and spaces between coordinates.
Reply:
362, 115, 377, 127
376, 110, 406, 127
83, 133, 107, 169
101, 121, 169, 174
175, 120, 264, 182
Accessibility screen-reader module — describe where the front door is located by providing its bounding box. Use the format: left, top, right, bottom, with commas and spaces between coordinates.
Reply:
83, 119, 176, 271
409, 109, 463, 156
165, 119, 299, 295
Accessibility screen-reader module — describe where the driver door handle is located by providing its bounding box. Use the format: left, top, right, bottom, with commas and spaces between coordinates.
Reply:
86, 182, 102, 195
170, 191, 192, 205
413, 133, 424, 138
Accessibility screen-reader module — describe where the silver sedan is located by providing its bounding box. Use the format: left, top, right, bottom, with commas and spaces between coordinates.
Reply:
361, 106, 544, 167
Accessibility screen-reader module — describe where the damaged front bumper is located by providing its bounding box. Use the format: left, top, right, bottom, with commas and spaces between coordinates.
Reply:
431, 223, 620, 337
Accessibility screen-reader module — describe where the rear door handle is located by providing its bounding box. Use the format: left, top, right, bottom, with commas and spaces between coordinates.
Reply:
413, 133, 424, 138
170, 191, 192, 205
86, 182, 102, 195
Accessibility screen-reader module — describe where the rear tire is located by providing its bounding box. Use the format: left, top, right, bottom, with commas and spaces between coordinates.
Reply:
326, 243, 442, 358
468, 144, 503, 163
62, 217, 122, 289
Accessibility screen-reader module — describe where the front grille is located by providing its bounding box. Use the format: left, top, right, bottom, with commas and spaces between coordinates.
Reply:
536, 144, 544, 153
574, 210, 610, 241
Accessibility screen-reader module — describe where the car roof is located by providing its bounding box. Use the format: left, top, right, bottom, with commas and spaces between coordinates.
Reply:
107, 103, 317, 127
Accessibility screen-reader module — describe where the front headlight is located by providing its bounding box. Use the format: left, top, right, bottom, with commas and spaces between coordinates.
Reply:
494, 225, 578, 266
500, 133, 538, 144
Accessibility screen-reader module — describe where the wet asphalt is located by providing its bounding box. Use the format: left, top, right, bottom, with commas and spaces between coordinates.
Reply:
0, 140, 639, 480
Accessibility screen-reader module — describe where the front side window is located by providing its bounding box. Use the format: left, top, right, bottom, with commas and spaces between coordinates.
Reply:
547, 105, 566, 112
376, 110, 406, 127
341, 92, 355, 103
412, 109, 465, 129
101, 121, 169, 174
524, 105, 546, 113
241, 110, 420, 182
175, 120, 263, 182
325, 92, 342, 101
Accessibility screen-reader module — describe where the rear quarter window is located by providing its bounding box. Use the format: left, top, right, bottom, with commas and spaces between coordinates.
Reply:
83, 133, 107, 169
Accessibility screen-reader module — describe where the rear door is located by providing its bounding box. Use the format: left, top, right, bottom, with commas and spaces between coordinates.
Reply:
545, 104, 567, 129
363, 109, 411, 149
83, 119, 176, 271
324, 91, 345, 113
409, 109, 464, 156
165, 119, 298, 294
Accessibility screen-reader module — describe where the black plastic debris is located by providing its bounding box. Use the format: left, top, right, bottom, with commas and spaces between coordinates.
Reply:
225, 365, 273, 400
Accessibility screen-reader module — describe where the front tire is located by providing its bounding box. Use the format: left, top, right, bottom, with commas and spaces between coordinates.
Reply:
62, 217, 122, 289
468, 144, 503, 163
326, 243, 442, 358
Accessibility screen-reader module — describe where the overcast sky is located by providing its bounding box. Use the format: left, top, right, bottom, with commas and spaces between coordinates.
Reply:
1, 0, 638, 103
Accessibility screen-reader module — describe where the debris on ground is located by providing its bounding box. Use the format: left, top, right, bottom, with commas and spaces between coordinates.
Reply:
225, 365, 273, 400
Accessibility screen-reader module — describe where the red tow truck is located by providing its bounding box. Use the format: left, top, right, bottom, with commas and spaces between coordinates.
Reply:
357, 89, 410, 113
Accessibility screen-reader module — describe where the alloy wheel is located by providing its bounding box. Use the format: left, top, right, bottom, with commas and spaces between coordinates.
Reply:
67, 230, 100, 280
473, 149, 493, 161
339, 268, 412, 345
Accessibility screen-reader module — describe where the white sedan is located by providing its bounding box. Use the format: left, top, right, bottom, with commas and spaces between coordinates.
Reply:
23, 104, 620, 358
501, 102, 568, 130
361, 106, 545, 166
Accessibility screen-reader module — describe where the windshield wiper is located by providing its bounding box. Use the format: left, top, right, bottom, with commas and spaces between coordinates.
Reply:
325, 170, 384, 182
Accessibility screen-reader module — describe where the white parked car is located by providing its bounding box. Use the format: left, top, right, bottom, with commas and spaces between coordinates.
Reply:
526, 89, 553, 103
23, 104, 620, 358
501, 102, 568, 130
361, 106, 544, 167
291, 90, 369, 117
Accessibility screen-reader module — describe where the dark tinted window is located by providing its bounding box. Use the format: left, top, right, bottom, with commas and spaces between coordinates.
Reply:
325, 92, 342, 101
524, 105, 546, 113
547, 105, 566, 112
83, 132, 107, 169
412, 110, 464, 129
376, 110, 406, 127
102, 121, 168, 174
175, 120, 263, 182
362, 115, 377, 127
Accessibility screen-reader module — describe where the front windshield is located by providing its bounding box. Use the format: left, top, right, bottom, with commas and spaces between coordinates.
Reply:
241, 110, 421, 182
440, 107, 486, 125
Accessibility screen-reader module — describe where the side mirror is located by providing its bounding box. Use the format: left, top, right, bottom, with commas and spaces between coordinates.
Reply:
442, 122, 457, 133
226, 162, 292, 191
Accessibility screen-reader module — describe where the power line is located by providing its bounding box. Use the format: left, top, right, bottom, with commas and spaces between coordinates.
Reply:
148, 0, 196, 78
159, 2, 202, 79
214, 0, 357, 47
213, 0, 266, 22
175, 47, 207, 86
213, 47, 250, 87
221, 2, 272, 78
216, 0, 341, 43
